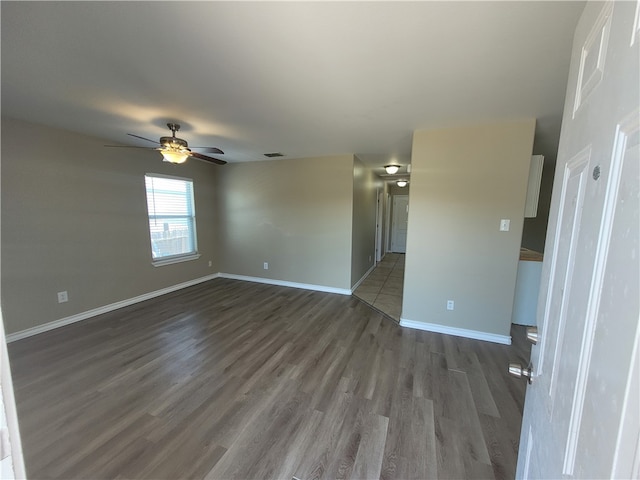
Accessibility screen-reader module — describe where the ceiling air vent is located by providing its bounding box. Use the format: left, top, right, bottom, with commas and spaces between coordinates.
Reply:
264, 152, 284, 158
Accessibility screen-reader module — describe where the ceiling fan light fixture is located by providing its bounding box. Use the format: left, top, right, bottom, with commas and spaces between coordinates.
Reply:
160, 148, 189, 164
114, 122, 226, 165
385, 164, 400, 174
396, 180, 408, 187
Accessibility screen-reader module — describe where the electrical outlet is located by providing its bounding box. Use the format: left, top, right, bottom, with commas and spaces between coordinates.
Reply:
263, 262, 269, 270
208, 260, 212, 267
57, 291, 68, 303
368, 255, 372, 262
447, 300, 454, 310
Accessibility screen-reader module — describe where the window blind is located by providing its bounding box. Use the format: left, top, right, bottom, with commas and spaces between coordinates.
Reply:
145, 175, 197, 260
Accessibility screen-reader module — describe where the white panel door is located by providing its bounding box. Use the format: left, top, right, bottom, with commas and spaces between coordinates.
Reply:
0, 308, 26, 479
390, 195, 409, 253
516, 2, 639, 478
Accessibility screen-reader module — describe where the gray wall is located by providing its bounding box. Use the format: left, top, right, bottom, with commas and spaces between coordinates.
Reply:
1, 118, 220, 334
350, 156, 378, 287
216, 155, 354, 290
403, 119, 535, 337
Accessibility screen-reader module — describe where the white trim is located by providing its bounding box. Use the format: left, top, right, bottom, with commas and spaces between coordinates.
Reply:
572, 1, 613, 118
145, 172, 193, 182
7, 273, 354, 342
152, 253, 201, 267
375, 189, 384, 262
538, 146, 591, 378
632, 0, 640, 46
523, 426, 534, 480
524, 155, 544, 218
611, 313, 640, 478
351, 264, 376, 291
384, 192, 391, 255
399, 318, 512, 345
0, 309, 26, 478
218, 273, 352, 296
6, 274, 220, 342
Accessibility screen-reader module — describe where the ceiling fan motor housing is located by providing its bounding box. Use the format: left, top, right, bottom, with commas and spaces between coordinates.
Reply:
159, 136, 188, 149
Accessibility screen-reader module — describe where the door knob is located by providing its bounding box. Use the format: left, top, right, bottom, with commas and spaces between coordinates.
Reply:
526, 326, 538, 345
509, 363, 533, 384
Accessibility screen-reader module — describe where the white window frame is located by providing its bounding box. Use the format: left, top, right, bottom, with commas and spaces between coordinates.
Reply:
145, 173, 200, 267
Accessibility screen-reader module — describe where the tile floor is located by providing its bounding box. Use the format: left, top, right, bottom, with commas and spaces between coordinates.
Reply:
353, 253, 404, 321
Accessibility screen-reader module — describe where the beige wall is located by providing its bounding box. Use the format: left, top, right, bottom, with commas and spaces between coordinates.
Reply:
1, 118, 220, 334
2, 117, 535, 341
216, 155, 354, 290
350, 156, 378, 287
403, 119, 535, 337
1, 120, 359, 335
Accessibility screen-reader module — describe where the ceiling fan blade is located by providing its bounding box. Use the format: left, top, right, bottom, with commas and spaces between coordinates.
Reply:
104, 145, 155, 149
189, 146, 225, 154
190, 151, 227, 165
127, 133, 160, 144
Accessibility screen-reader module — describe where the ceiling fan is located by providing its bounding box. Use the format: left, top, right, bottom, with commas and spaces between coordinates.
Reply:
107, 123, 226, 165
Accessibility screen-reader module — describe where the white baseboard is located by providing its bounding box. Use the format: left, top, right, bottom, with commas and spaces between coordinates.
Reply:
399, 318, 512, 345
8, 273, 352, 343
218, 273, 352, 296
6, 274, 220, 343
351, 264, 376, 291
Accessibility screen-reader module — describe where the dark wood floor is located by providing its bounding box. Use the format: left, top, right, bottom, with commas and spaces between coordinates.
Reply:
8, 278, 531, 479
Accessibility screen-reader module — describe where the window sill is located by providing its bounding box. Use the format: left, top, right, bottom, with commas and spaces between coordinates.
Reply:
152, 253, 201, 267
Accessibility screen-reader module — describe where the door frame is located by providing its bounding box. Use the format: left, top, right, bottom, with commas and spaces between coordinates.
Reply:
384, 192, 391, 255
375, 188, 384, 262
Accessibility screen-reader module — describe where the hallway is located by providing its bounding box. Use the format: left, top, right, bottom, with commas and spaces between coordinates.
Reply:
353, 253, 404, 321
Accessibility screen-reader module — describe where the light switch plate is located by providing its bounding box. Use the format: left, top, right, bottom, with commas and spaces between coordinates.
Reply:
500, 219, 511, 231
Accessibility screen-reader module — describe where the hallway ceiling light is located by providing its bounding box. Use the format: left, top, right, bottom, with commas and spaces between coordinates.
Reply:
396, 180, 408, 187
384, 164, 400, 174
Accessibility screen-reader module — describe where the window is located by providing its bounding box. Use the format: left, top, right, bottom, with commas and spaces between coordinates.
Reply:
145, 174, 199, 265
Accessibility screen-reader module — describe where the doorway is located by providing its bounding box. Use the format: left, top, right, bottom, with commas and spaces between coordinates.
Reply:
352, 253, 405, 321
354, 184, 409, 321
390, 195, 409, 253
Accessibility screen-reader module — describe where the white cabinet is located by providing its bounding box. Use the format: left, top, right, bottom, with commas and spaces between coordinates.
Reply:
511, 248, 543, 326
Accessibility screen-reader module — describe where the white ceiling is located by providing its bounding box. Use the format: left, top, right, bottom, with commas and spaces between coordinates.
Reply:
1, 1, 584, 174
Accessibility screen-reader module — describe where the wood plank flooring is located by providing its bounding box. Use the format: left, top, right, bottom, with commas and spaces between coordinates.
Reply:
8, 278, 531, 479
